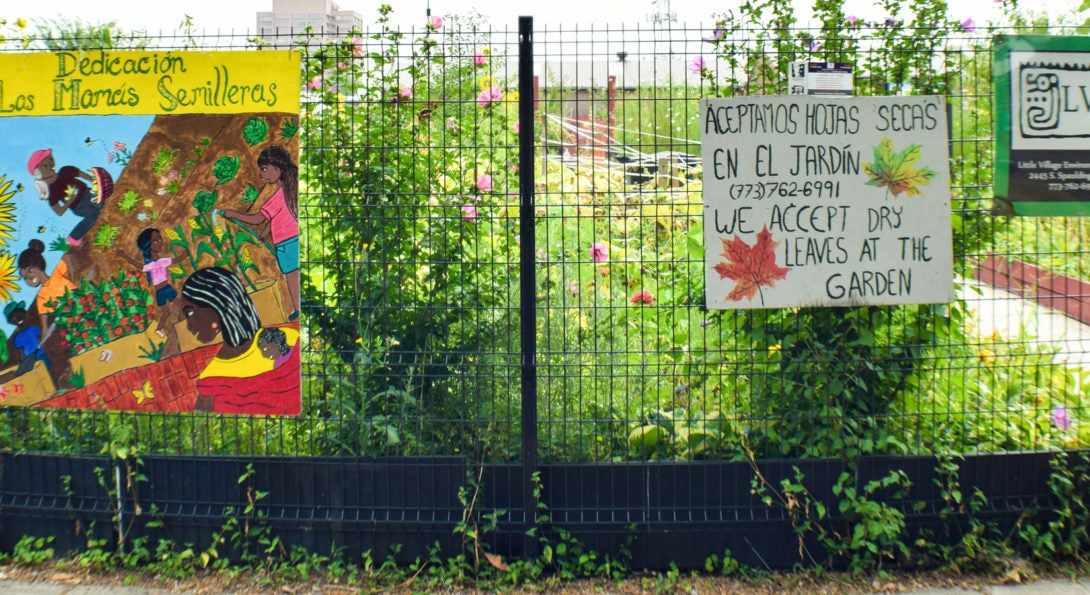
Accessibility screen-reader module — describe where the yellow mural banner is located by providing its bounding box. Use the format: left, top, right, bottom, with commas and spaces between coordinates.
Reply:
0, 50, 300, 116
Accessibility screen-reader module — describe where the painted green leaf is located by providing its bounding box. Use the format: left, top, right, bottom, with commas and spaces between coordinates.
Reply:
212, 155, 240, 185
862, 136, 937, 198
48, 236, 69, 253
243, 118, 269, 146
280, 118, 298, 139
92, 223, 121, 248
241, 183, 260, 203
118, 189, 140, 214
193, 189, 218, 214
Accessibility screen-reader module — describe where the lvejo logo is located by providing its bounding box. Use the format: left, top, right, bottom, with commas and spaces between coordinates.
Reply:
1017, 63, 1090, 139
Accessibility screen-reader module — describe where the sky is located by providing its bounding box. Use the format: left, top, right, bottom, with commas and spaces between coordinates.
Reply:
6, 0, 1064, 34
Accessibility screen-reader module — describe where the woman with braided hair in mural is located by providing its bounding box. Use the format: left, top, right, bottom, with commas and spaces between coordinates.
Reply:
180, 266, 299, 415
222, 145, 300, 321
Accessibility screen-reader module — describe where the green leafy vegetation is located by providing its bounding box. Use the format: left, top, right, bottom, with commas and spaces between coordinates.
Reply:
212, 155, 240, 185
242, 117, 269, 146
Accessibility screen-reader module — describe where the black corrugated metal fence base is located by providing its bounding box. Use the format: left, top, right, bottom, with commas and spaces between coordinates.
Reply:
0, 452, 1075, 570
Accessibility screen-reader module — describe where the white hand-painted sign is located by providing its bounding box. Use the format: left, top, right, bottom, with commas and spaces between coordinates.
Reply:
700, 95, 953, 309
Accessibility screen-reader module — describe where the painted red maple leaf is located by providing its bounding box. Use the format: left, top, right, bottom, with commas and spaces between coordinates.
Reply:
711, 226, 789, 305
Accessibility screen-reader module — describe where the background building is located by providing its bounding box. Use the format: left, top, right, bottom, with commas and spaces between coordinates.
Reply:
256, 0, 364, 43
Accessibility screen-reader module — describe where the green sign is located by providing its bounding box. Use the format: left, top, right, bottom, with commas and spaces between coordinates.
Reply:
995, 35, 1090, 216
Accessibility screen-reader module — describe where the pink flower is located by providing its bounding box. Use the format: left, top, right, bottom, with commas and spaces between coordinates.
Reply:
960, 18, 975, 32
307, 76, 321, 90
428, 16, 443, 30
703, 27, 725, 42
690, 56, 706, 75
113, 141, 126, 150
461, 204, 478, 222
337, 61, 347, 69
399, 86, 413, 99
1053, 406, 1072, 430
473, 52, 487, 66
567, 280, 579, 296
476, 173, 493, 192
846, 15, 859, 24
631, 290, 655, 305
513, 121, 521, 133
590, 242, 609, 263
477, 86, 503, 107
351, 38, 363, 57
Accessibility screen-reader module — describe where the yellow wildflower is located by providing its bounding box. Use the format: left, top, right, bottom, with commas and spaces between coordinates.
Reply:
977, 348, 994, 367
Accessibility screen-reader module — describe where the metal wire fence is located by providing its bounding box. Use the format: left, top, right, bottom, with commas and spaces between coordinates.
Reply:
0, 16, 1087, 465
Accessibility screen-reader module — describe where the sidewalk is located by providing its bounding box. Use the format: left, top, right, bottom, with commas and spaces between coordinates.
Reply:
905, 577, 1090, 594
0, 580, 189, 594
959, 277, 1090, 367
2, 575, 1090, 594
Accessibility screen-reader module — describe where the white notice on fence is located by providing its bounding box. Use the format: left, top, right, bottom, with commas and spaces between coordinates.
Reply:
700, 96, 953, 309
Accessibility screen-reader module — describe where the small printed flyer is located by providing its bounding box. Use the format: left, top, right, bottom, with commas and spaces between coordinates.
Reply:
700, 95, 954, 309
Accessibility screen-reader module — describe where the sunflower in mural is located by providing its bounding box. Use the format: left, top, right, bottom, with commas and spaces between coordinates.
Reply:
0, 175, 20, 302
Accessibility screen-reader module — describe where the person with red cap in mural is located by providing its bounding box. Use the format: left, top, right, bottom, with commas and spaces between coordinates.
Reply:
27, 148, 114, 247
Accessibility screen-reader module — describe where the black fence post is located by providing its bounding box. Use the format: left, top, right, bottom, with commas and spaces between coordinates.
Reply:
517, 15, 539, 558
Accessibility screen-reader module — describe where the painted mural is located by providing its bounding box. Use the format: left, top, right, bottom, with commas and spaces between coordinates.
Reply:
0, 50, 301, 415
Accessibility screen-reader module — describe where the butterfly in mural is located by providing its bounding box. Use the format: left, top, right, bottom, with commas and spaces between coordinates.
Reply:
132, 381, 155, 405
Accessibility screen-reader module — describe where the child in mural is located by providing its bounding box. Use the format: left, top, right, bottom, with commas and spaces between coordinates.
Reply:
180, 267, 299, 415
27, 148, 114, 247
258, 327, 293, 369
222, 145, 300, 321
5, 301, 52, 376
134, 228, 183, 358
137, 228, 179, 308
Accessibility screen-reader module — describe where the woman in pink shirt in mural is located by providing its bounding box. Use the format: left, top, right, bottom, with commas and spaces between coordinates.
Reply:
223, 145, 300, 321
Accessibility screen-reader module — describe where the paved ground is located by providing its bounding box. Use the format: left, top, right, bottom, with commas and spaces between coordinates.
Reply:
959, 277, 1090, 367
907, 577, 1090, 594
1, 575, 1089, 594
